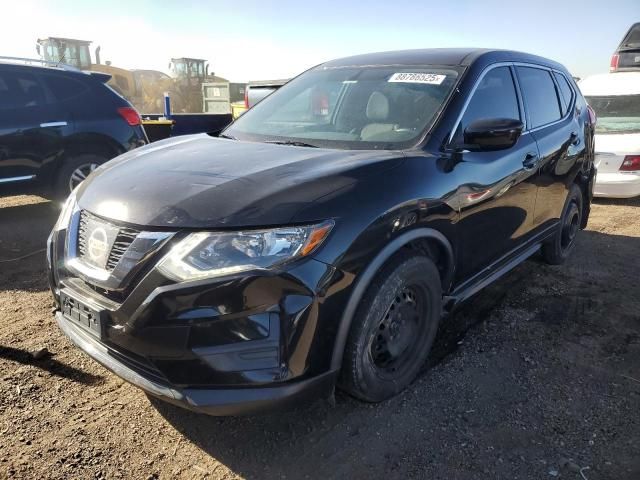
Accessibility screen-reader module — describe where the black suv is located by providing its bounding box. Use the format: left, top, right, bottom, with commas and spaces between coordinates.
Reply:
610, 23, 640, 72
48, 49, 595, 415
0, 59, 147, 199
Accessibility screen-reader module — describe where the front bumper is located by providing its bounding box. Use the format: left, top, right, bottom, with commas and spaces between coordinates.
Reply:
594, 172, 640, 198
56, 311, 337, 415
48, 213, 353, 415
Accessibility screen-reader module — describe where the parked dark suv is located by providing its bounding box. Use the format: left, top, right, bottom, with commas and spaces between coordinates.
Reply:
0, 59, 147, 199
48, 49, 595, 415
610, 22, 640, 72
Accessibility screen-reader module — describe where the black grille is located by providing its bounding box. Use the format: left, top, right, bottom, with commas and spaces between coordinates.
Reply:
106, 227, 139, 270
77, 212, 90, 258
77, 211, 140, 271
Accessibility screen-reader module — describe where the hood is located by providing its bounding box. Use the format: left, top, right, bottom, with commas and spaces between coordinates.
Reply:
76, 135, 404, 228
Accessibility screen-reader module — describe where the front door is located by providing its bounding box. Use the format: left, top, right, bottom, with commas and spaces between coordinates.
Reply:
449, 65, 540, 283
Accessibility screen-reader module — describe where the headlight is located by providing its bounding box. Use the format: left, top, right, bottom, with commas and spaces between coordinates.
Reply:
53, 190, 77, 232
157, 221, 334, 281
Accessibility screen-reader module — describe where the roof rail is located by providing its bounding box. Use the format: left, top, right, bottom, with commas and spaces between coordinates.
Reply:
0, 56, 82, 72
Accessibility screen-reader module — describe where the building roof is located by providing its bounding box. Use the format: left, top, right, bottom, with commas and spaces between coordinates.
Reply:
171, 58, 207, 63
37, 37, 92, 45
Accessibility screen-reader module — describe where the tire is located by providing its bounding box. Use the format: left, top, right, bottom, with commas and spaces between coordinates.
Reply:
339, 252, 442, 402
541, 183, 583, 265
52, 154, 107, 200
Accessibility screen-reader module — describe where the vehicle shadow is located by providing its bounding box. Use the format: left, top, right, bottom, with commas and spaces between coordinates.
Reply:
148, 228, 640, 479
148, 272, 531, 479
592, 196, 640, 207
0, 196, 58, 292
0, 344, 103, 385
147, 274, 529, 479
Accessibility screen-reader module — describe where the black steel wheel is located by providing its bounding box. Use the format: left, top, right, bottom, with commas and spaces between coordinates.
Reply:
369, 286, 426, 377
542, 183, 583, 265
340, 252, 442, 402
560, 202, 580, 250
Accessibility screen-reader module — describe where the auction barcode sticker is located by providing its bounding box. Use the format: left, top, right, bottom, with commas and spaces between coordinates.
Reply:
388, 73, 446, 85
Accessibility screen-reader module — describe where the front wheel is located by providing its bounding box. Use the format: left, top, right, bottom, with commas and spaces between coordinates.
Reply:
541, 184, 583, 265
339, 252, 442, 402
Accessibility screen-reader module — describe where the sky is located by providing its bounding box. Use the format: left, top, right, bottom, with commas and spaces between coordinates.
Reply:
2, 0, 638, 82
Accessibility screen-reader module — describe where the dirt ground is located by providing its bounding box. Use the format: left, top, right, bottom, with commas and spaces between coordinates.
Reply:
0, 194, 638, 480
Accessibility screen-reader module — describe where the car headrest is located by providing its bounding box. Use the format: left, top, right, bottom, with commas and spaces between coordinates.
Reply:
366, 91, 389, 121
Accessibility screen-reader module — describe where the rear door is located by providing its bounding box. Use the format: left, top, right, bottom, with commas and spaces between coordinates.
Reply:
0, 66, 69, 185
453, 65, 540, 281
515, 66, 583, 230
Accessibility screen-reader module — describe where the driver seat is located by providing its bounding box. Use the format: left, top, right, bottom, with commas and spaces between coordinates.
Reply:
360, 91, 397, 141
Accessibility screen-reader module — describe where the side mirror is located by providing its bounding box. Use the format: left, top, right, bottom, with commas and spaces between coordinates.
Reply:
463, 118, 523, 151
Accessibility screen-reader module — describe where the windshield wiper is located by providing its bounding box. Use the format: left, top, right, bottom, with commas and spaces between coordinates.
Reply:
264, 140, 319, 148
218, 133, 237, 140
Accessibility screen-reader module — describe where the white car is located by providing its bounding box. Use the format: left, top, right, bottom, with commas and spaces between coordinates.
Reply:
579, 72, 640, 198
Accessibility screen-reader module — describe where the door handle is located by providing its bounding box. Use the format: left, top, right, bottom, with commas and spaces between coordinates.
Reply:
40, 121, 67, 128
523, 152, 539, 170
570, 131, 580, 146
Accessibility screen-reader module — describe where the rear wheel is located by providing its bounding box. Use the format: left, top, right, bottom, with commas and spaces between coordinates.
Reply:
542, 184, 583, 265
52, 154, 106, 200
339, 252, 442, 402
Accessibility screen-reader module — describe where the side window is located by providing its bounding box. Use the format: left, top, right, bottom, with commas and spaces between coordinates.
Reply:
0, 74, 8, 109
41, 74, 88, 102
553, 72, 574, 116
457, 66, 520, 138
0, 70, 46, 110
516, 67, 562, 128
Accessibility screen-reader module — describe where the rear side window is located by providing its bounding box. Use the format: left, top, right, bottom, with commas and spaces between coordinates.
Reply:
553, 72, 574, 116
0, 70, 46, 110
516, 67, 562, 129
41, 74, 88, 102
622, 24, 640, 47
457, 66, 520, 137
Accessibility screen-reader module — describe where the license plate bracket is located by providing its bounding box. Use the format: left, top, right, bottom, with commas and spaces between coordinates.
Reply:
60, 290, 105, 339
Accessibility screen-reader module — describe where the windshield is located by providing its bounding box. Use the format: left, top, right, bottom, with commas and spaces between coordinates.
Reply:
586, 95, 640, 134
224, 65, 461, 149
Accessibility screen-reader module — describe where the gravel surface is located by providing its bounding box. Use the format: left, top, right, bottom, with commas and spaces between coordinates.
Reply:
0, 194, 638, 480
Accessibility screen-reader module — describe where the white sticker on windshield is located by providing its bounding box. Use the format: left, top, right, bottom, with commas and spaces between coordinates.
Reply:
388, 73, 446, 85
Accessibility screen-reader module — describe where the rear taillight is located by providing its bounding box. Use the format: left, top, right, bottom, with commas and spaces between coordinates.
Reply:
610, 54, 620, 72
587, 105, 597, 125
117, 106, 141, 126
244, 87, 249, 109
620, 155, 640, 172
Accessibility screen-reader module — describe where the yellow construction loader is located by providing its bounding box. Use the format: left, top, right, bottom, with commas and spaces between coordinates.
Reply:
36, 38, 192, 113
37, 37, 238, 114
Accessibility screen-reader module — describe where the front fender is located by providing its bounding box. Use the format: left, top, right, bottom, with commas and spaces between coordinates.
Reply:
328, 227, 454, 371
